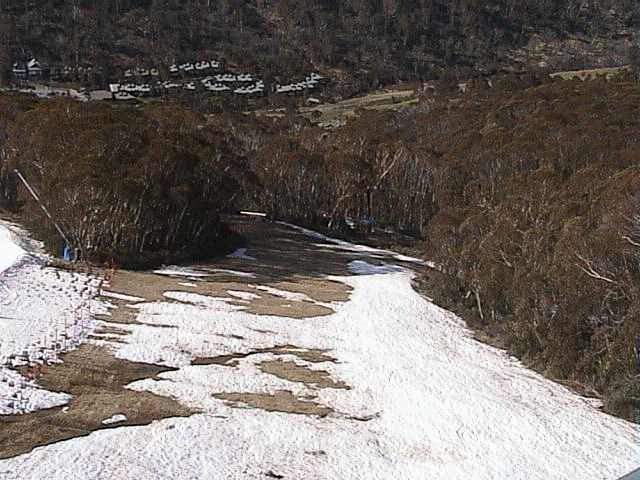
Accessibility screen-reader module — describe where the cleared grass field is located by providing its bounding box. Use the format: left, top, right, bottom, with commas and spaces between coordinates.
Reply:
253, 88, 418, 126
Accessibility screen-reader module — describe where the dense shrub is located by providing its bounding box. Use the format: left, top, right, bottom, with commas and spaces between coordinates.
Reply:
1, 98, 250, 266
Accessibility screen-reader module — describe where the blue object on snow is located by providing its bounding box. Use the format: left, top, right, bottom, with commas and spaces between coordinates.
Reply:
63, 244, 72, 261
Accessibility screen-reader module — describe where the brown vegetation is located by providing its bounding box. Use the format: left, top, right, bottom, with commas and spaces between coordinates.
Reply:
0, 0, 632, 92
239, 77, 640, 420
0, 97, 250, 266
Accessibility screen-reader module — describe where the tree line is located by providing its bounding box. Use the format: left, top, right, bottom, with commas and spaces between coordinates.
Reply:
0, 0, 632, 88
0, 96, 250, 266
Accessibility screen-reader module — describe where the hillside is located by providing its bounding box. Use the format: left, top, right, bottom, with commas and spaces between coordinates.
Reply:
0, 0, 634, 90
0, 2, 639, 478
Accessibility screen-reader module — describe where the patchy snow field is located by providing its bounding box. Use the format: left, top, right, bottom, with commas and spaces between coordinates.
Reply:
0, 221, 104, 415
0, 220, 638, 479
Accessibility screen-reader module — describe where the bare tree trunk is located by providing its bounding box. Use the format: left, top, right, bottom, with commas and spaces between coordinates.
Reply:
475, 290, 484, 321
632, 1, 640, 80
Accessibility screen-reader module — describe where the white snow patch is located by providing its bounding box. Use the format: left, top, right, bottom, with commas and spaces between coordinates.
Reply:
163, 291, 245, 312
102, 414, 127, 425
227, 290, 261, 301
239, 211, 267, 217
227, 248, 257, 261
348, 260, 405, 275
99, 290, 145, 303
156, 264, 257, 281
0, 370, 71, 415
278, 221, 429, 265
206, 268, 256, 278
0, 224, 25, 274
253, 285, 310, 302
251, 285, 334, 309
154, 267, 212, 278
0, 223, 106, 415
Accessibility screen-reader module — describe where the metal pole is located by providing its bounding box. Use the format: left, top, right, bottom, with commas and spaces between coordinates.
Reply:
13, 169, 72, 248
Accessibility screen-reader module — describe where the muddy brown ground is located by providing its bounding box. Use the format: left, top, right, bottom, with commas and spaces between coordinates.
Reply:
259, 360, 350, 390
192, 345, 337, 368
214, 391, 333, 417
0, 345, 192, 459
100, 218, 355, 321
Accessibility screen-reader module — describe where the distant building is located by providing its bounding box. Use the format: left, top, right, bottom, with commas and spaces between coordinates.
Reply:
11, 61, 27, 80
10, 58, 49, 81
27, 58, 43, 78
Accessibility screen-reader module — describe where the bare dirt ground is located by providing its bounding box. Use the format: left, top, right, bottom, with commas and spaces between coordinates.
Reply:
0, 345, 192, 459
213, 390, 333, 417
0, 216, 372, 459
192, 345, 338, 367
259, 359, 350, 390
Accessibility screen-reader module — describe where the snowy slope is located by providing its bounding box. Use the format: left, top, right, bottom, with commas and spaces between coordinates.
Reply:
0, 221, 105, 415
0, 224, 25, 274
278, 221, 432, 266
0, 224, 637, 479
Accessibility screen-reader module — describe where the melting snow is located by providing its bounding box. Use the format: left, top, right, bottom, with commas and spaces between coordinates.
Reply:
203, 268, 256, 278
252, 285, 311, 302
0, 221, 637, 479
226, 248, 257, 261
101, 414, 127, 425
99, 290, 145, 303
153, 267, 212, 278
227, 290, 261, 301
0, 224, 25, 274
348, 260, 405, 275
278, 221, 429, 265
157, 266, 256, 279
0, 222, 106, 415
